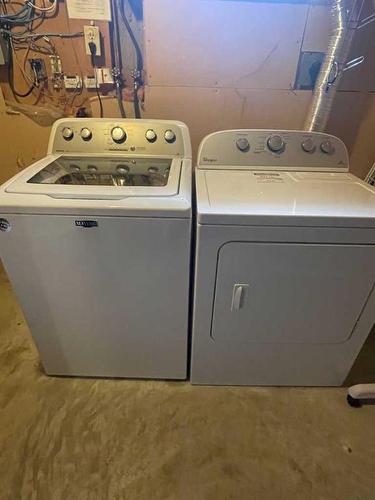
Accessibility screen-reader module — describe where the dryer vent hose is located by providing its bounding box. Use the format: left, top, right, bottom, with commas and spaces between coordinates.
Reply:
304, 0, 355, 132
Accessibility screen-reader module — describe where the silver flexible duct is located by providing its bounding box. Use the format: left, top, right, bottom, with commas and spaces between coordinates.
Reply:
304, 0, 355, 131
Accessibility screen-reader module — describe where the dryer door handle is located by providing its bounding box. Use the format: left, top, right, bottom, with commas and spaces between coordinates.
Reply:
231, 284, 248, 311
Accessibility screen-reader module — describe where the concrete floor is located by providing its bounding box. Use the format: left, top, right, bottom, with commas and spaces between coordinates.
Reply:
1, 265, 375, 500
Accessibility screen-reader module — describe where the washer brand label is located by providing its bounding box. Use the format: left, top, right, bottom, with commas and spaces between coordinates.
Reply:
0, 218, 11, 232
75, 220, 98, 228
253, 173, 284, 184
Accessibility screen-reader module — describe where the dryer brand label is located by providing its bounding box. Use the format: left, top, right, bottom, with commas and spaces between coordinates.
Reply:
202, 156, 218, 163
75, 220, 98, 228
253, 173, 284, 184
0, 218, 11, 232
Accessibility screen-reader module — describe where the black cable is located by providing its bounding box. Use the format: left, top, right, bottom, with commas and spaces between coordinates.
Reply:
111, 0, 125, 117
116, 82, 126, 118
7, 39, 35, 98
133, 83, 141, 119
119, 0, 143, 118
89, 41, 103, 118
119, 0, 143, 72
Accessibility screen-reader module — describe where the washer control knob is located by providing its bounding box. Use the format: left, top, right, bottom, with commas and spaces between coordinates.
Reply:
80, 128, 92, 141
164, 129, 176, 143
145, 129, 157, 142
267, 134, 285, 153
301, 138, 315, 153
62, 127, 74, 140
236, 137, 250, 152
111, 127, 127, 143
320, 140, 335, 155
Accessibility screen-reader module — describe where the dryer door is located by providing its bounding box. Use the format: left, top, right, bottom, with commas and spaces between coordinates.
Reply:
211, 242, 375, 344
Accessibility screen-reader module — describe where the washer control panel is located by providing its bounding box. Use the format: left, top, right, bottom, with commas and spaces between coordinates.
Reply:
198, 130, 349, 171
50, 118, 188, 157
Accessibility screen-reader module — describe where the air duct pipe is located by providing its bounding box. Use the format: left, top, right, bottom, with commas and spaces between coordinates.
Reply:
304, 0, 356, 132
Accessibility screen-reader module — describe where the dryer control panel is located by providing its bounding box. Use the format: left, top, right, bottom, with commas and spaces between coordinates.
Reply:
49, 118, 191, 158
197, 130, 349, 172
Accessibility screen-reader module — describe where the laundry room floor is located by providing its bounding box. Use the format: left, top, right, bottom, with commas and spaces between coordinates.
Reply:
1, 264, 375, 500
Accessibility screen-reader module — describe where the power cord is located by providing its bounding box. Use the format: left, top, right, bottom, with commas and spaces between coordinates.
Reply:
119, 1, 142, 119
7, 38, 35, 98
89, 40, 103, 118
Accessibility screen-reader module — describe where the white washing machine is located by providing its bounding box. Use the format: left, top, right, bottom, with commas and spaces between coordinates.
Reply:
0, 118, 192, 379
191, 129, 375, 386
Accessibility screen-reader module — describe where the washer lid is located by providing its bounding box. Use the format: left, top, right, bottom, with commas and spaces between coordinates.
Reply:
196, 169, 375, 227
6, 155, 181, 199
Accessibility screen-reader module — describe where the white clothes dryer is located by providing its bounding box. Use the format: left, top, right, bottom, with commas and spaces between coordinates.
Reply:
191, 129, 375, 386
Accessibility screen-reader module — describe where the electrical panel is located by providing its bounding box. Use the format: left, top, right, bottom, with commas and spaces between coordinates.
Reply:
28, 59, 47, 86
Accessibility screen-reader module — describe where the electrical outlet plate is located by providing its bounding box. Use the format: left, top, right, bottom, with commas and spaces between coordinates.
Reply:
96, 67, 114, 85
84, 25, 101, 56
49, 55, 62, 75
64, 75, 82, 90
84, 75, 99, 89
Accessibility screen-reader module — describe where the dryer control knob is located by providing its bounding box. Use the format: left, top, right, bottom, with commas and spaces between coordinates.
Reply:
111, 127, 127, 143
62, 127, 74, 140
301, 138, 315, 153
164, 130, 176, 143
320, 140, 335, 155
236, 138, 250, 152
267, 134, 285, 153
80, 128, 92, 141
145, 129, 157, 142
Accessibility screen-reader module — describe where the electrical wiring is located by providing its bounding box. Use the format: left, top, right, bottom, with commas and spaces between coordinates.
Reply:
7, 38, 36, 97
63, 13, 86, 113
89, 41, 103, 118
26, 0, 56, 12
1, 0, 97, 115
2, 30, 83, 39
119, 0, 143, 73
8, 36, 60, 102
118, 0, 143, 119
0, 2, 43, 26
111, 0, 125, 117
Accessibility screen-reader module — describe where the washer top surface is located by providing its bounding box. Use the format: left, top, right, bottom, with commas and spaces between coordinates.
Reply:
6, 154, 181, 199
196, 129, 375, 228
0, 118, 192, 217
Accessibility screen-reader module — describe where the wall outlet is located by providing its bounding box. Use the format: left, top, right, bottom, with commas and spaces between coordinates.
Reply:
64, 75, 82, 90
84, 25, 101, 56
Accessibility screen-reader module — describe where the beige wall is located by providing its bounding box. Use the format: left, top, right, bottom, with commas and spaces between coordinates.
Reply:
1, 0, 374, 183
141, 0, 375, 176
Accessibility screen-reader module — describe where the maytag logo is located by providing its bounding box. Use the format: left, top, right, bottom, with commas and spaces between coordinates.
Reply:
75, 220, 98, 228
0, 218, 11, 232
203, 156, 218, 163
